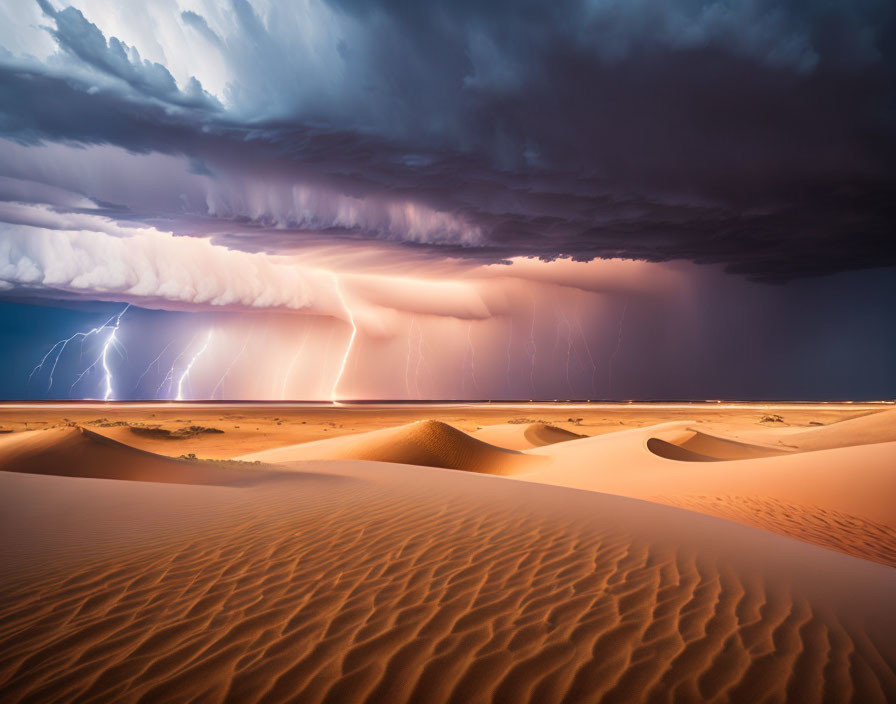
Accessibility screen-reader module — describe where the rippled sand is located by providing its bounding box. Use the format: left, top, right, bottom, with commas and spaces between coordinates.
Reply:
1, 403, 894, 703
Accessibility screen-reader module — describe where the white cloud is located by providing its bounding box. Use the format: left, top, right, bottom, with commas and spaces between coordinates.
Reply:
0, 222, 324, 311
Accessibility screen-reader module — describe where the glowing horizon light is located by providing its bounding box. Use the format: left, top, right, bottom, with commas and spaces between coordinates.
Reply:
176, 330, 213, 401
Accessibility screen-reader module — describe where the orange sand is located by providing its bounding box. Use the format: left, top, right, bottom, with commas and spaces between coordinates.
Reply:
1, 402, 894, 702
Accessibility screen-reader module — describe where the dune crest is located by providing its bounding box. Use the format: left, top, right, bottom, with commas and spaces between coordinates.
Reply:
783, 407, 896, 450
234, 415, 896, 565
523, 422, 896, 564
241, 419, 543, 474
696, 407, 896, 452
0, 427, 270, 486
471, 422, 586, 450
646, 427, 786, 461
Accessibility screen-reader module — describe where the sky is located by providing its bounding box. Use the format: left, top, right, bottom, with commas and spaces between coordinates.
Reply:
0, 0, 893, 400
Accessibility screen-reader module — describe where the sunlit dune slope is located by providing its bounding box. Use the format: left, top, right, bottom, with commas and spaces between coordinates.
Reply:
784, 407, 896, 450
232, 412, 896, 565
1, 458, 894, 704
646, 427, 786, 461
699, 407, 896, 452
471, 422, 586, 450
524, 421, 896, 565
241, 419, 543, 474
0, 426, 271, 486
645, 437, 717, 461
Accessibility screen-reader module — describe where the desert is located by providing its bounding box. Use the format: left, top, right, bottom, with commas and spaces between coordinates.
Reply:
3, 0, 895, 700
1, 402, 894, 703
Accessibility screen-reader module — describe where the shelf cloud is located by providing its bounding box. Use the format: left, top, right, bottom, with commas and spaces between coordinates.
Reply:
0, 0, 892, 281
0, 0, 893, 399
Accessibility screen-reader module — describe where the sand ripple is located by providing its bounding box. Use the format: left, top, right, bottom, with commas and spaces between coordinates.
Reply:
1, 468, 893, 704
656, 494, 896, 568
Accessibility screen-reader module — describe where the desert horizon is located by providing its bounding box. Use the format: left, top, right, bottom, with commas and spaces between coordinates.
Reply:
2, 0, 894, 700
2, 400, 895, 702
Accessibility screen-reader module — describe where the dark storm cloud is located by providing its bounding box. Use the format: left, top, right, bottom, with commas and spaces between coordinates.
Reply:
0, 0, 894, 280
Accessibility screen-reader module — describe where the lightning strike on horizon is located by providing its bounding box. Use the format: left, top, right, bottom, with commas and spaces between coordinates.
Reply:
158, 332, 198, 397
176, 330, 212, 401
100, 332, 118, 401
555, 292, 574, 396
561, 317, 573, 395
135, 338, 176, 390
331, 274, 358, 403
608, 298, 628, 398
29, 308, 125, 395
212, 331, 252, 400
575, 315, 598, 398
68, 305, 130, 399
527, 293, 538, 397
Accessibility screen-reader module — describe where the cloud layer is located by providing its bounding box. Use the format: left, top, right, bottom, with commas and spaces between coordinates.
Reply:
0, 0, 894, 401
0, 0, 892, 282
0, 220, 322, 311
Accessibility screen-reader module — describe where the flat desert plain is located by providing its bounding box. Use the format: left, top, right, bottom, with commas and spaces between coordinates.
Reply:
1, 402, 894, 703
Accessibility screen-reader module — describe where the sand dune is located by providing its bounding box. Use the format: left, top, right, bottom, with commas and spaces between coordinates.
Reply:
657, 493, 896, 567
697, 407, 896, 452
236, 414, 896, 564
2, 404, 894, 702
1, 456, 894, 704
645, 436, 717, 461
241, 419, 542, 475
471, 422, 586, 450
646, 426, 786, 461
2, 401, 886, 460
0, 426, 272, 486
783, 407, 896, 450
523, 422, 896, 564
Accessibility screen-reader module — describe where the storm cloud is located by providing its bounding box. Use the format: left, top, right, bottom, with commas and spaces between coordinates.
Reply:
0, 0, 892, 282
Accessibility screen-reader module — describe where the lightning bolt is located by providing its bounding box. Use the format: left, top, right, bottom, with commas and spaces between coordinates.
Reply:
331, 274, 358, 403
554, 291, 574, 397
176, 330, 212, 401
575, 315, 598, 399
100, 328, 119, 401
212, 330, 252, 400
527, 293, 538, 397
563, 320, 573, 396
68, 305, 130, 400
608, 298, 628, 399
158, 333, 198, 397
134, 338, 176, 391
29, 306, 128, 395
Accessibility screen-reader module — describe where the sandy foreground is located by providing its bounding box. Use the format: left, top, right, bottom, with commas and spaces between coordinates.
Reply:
1, 402, 894, 703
